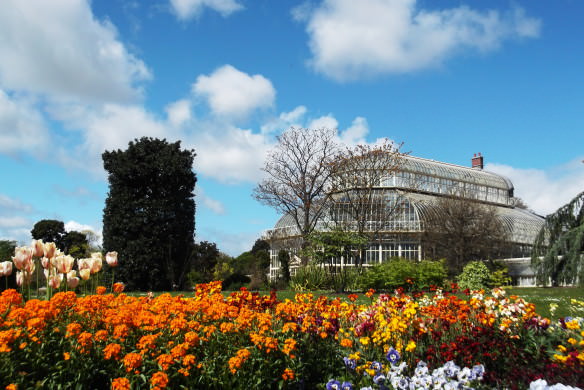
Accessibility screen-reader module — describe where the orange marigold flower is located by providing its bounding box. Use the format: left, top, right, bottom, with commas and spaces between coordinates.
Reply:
113, 324, 129, 340
282, 368, 295, 381
63, 352, 70, 360
113, 283, 125, 293
111, 377, 130, 390
228, 348, 251, 374
365, 289, 375, 298
184, 331, 199, 347
282, 338, 297, 358
282, 322, 298, 333
77, 332, 93, 353
96, 286, 107, 295
156, 353, 174, 371
150, 371, 169, 389
103, 343, 122, 360
5, 384, 17, 390
94, 330, 108, 342
123, 352, 143, 372
340, 338, 353, 348
65, 322, 82, 338
347, 294, 358, 302
183, 354, 196, 367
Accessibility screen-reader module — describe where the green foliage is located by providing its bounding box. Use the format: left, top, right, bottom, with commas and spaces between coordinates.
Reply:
304, 229, 366, 267
31, 220, 66, 249
102, 137, 196, 291
290, 263, 331, 291
212, 254, 234, 282
489, 266, 512, 287
190, 241, 220, 283
358, 258, 447, 291
0, 240, 16, 262
416, 260, 449, 290
532, 190, 584, 286
61, 231, 89, 258
278, 250, 291, 284
457, 261, 491, 290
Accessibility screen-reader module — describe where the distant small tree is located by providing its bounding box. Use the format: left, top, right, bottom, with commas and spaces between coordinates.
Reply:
31, 220, 66, 249
532, 190, 584, 286
190, 241, 220, 283
422, 194, 509, 276
0, 240, 16, 290
278, 250, 291, 284
62, 231, 89, 258
251, 239, 270, 254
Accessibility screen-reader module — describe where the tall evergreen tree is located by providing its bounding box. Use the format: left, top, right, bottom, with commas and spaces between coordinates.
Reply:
102, 137, 196, 291
532, 190, 584, 286
31, 220, 66, 249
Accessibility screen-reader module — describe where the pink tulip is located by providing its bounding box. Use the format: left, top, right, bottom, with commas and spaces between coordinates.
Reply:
24, 260, 35, 274
78, 258, 91, 271
41, 257, 51, 269
0, 261, 11, 277
54, 255, 75, 274
49, 274, 63, 289
43, 242, 57, 259
105, 251, 118, 267
90, 257, 102, 274
32, 240, 44, 257
91, 252, 103, 261
16, 271, 24, 286
67, 276, 80, 289
79, 268, 91, 281
12, 247, 33, 270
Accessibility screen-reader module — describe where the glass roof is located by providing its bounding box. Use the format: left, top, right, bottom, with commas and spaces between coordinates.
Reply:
399, 155, 514, 190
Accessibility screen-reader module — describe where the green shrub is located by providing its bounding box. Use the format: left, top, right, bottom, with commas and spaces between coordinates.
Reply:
358, 258, 416, 291
290, 263, 332, 291
359, 258, 448, 291
457, 261, 491, 290
416, 260, 448, 289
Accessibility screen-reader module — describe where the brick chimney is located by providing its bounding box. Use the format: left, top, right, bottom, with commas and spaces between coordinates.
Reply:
471, 153, 484, 169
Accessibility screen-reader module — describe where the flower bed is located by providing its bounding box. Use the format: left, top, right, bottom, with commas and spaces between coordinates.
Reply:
0, 283, 582, 389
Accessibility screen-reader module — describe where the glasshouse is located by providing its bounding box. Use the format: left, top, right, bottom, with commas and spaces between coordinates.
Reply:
265, 153, 545, 284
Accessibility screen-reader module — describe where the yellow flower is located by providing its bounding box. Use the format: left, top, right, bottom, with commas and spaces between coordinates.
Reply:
567, 338, 577, 345
405, 340, 416, 352
557, 345, 567, 353
359, 337, 370, 346
553, 354, 568, 363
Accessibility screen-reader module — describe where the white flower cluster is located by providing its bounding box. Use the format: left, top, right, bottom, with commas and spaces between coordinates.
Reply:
372, 360, 484, 390
529, 379, 581, 390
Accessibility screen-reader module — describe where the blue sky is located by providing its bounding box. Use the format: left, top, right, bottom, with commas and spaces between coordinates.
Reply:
0, 0, 583, 256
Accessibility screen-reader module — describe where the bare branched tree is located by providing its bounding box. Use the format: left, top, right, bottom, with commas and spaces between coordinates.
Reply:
253, 127, 340, 261
327, 140, 405, 266
422, 194, 510, 275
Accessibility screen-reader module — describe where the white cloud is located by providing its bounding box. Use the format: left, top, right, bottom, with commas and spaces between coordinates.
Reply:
307, 114, 339, 131
486, 158, 584, 216
193, 65, 276, 120
0, 0, 150, 103
338, 116, 369, 145
0, 194, 34, 214
170, 0, 243, 20
0, 90, 49, 155
299, 0, 541, 81
64, 220, 103, 247
0, 194, 34, 244
166, 99, 192, 128
260, 105, 307, 134
49, 103, 175, 175
191, 124, 271, 184
0, 216, 31, 229
196, 187, 226, 215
